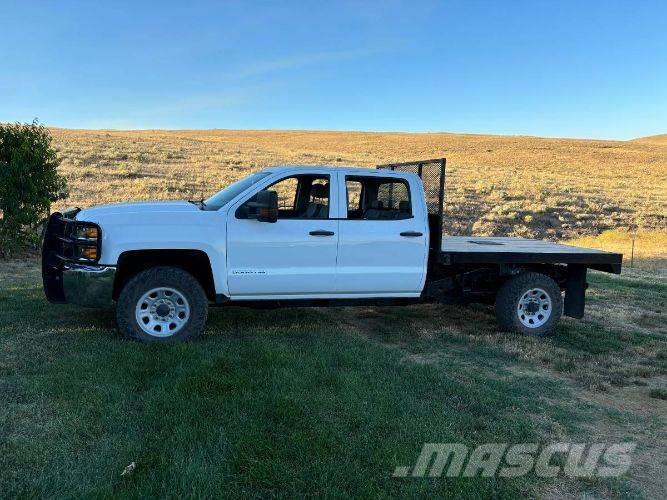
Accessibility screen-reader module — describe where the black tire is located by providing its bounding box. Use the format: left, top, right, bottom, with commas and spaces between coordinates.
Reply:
495, 272, 562, 337
116, 266, 208, 343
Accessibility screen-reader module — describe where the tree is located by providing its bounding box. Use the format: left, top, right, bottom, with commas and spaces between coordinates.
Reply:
0, 121, 68, 256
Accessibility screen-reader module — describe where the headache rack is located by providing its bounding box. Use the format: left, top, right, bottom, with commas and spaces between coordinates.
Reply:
377, 158, 446, 251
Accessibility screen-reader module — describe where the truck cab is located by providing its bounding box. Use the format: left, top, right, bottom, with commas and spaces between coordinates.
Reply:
42, 160, 622, 342
223, 166, 429, 299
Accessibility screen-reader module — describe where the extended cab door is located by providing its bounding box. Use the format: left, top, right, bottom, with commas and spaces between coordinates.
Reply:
226, 171, 339, 298
335, 172, 429, 295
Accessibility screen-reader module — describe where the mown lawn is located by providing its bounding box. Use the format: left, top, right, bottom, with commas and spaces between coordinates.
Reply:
1, 262, 665, 498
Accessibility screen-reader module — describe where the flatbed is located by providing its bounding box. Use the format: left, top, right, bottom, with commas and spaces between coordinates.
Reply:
440, 236, 622, 274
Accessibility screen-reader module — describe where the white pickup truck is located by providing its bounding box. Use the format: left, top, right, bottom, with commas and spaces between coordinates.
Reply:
42, 158, 622, 342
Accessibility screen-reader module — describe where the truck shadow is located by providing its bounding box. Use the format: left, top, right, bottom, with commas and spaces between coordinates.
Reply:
207, 302, 500, 345
12, 288, 496, 342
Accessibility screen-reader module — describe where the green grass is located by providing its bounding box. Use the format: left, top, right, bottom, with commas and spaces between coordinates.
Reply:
1, 265, 665, 497
649, 388, 667, 400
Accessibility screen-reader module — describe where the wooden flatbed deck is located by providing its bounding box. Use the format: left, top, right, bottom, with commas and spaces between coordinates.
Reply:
440, 236, 622, 273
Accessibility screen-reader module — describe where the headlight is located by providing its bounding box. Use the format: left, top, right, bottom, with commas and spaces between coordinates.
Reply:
70, 222, 101, 262
77, 246, 99, 260
75, 225, 99, 239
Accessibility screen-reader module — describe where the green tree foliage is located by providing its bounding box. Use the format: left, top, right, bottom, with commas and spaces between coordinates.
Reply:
0, 121, 68, 256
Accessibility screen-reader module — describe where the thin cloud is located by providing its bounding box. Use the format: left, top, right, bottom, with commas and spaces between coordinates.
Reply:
69, 91, 252, 129
231, 48, 378, 80
146, 93, 248, 115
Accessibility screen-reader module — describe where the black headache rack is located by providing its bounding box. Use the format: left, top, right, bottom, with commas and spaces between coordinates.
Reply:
377, 158, 446, 251
42, 209, 102, 303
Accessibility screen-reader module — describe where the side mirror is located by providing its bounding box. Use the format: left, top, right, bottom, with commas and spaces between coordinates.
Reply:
247, 190, 278, 223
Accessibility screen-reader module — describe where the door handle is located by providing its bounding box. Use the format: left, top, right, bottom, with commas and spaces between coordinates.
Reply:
309, 230, 335, 236
400, 231, 423, 237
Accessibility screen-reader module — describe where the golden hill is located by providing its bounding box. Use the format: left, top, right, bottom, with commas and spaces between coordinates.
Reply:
632, 134, 667, 145
50, 128, 666, 241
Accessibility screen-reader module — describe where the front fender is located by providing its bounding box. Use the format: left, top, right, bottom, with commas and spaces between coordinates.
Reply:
83, 211, 228, 295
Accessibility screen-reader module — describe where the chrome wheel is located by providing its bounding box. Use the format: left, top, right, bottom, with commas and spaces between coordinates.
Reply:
517, 287, 552, 328
134, 287, 190, 337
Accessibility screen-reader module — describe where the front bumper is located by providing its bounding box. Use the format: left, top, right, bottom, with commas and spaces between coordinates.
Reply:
43, 261, 116, 308
63, 264, 116, 307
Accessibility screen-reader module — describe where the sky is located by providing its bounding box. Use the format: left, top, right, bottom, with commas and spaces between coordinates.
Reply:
1, 0, 665, 139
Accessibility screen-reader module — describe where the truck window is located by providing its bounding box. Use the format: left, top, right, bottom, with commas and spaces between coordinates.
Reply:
345, 176, 411, 220
346, 180, 363, 218
204, 171, 271, 210
238, 174, 330, 219
273, 177, 299, 210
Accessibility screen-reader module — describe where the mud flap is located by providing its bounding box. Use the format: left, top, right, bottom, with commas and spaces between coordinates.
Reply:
564, 264, 587, 319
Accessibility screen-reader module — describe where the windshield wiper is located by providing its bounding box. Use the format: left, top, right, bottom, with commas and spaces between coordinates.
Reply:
187, 199, 207, 210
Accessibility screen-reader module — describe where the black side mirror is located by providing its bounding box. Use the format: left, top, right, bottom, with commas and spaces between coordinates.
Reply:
247, 190, 278, 223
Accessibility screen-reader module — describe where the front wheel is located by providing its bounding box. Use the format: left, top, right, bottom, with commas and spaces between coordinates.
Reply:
116, 266, 208, 342
495, 272, 562, 336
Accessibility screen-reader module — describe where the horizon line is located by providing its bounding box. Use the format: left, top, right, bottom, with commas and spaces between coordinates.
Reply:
37, 124, 665, 143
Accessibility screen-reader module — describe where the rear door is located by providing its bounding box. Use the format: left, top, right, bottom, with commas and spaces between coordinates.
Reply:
226, 171, 339, 297
335, 172, 429, 295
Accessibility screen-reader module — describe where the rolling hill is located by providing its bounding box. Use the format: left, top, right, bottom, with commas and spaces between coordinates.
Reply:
632, 133, 667, 145
50, 128, 666, 242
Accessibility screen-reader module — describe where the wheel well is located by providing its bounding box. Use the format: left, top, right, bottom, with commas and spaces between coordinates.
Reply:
113, 250, 216, 301
500, 264, 569, 288
453, 264, 568, 298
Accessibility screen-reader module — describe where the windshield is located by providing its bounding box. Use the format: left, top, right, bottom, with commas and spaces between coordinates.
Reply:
203, 172, 271, 210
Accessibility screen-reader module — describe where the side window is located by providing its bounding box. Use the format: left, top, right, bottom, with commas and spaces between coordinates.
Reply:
346, 180, 362, 218
345, 176, 411, 220
377, 180, 410, 214
237, 174, 330, 220
272, 176, 299, 211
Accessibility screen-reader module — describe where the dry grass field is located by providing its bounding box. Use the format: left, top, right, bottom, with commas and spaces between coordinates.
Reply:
634, 134, 667, 145
50, 129, 666, 248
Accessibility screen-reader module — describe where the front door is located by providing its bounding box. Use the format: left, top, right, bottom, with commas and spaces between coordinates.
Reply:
336, 173, 428, 295
226, 172, 339, 297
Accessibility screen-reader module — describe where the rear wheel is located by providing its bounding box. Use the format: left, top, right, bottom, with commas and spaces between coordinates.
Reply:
495, 272, 562, 336
116, 266, 208, 342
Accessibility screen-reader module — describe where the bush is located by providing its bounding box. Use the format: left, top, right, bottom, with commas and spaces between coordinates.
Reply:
0, 121, 68, 256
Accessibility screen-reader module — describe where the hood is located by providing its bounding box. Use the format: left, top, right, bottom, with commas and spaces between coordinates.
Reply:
76, 200, 199, 220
